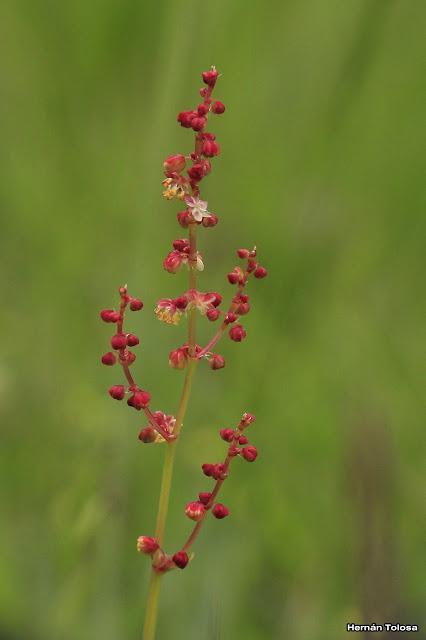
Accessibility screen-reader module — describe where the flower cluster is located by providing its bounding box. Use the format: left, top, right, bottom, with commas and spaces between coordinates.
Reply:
137, 412, 258, 572
99, 66, 267, 603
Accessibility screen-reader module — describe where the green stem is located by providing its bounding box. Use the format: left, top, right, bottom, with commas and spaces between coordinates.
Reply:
142, 225, 198, 640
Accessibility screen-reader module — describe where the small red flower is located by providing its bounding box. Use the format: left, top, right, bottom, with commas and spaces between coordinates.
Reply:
242, 445, 258, 462
185, 501, 205, 522
229, 324, 247, 342
137, 536, 160, 555
109, 385, 126, 400
211, 101, 225, 114
173, 551, 189, 569
101, 352, 116, 366
127, 390, 151, 410
212, 503, 229, 519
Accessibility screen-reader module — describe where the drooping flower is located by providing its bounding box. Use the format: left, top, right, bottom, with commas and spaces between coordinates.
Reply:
184, 195, 210, 222
185, 289, 218, 315
155, 298, 183, 325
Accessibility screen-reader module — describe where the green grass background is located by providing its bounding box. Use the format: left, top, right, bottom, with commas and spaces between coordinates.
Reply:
0, 1, 425, 638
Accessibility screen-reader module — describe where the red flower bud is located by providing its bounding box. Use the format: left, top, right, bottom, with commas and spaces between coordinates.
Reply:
227, 271, 239, 284
237, 248, 250, 259
254, 266, 268, 279
210, 292, 222, 307
191, 117, 206, 132
101, 352, 116, 366
120, 349, 136, 364
198, 492, 212, 505
224, 312, 237, 324
202, 140, 220, 157
238, 435, 249, 445
211, 100, 225, 114
126, 334, 139, 347
109, 384, 126, 400
163, 250, 183, 274
174, 296, 188, 310
188, 163, 205, 181
197, 103, 208, 116
127, 390, 150, 410
169, 347, 188, 370
177, 211, 193, 228
242, 445, 258, 462
206, 308, 220, 321
172, 238, 189, 252
220, 428, 235, 442
212, 503, 229, 519
111, 333, 127, 350
138, 427, 157, 443
236, 302, 250, 315
202, 68, 219, 86
229, 324, 246, 342
210, 354, 225, 370
185, 501, 205, 522
163, 154, 186, 175
100, 309, 119, 323
202, 213, 218, 227
137, 536, 159, 555
213, 463, 228, 480
247, 258, 257, 273
177, 110, 196, 128
202, 463, 215, 477
173, 551, 189, 569
130, 298, 144, 311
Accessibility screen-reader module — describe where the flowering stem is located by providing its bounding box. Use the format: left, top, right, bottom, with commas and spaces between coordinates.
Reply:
182, 430, 241, 553
142, 226, 198, 640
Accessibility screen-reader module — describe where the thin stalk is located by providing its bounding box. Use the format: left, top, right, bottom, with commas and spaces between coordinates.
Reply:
142, 225, 198, 640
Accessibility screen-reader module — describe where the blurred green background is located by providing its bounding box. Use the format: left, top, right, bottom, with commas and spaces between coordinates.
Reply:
1, 1, 425, 639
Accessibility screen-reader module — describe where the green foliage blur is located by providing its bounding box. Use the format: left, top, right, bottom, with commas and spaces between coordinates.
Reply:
1, 1, 425, 638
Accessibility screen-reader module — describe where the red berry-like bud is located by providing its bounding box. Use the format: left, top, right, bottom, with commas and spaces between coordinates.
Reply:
210, 354, 225, 370
242, 445, 258, 462
127, 390, 150, 410
202, 140, 220, 157
202, 463, 215, 477
237, 248, 250, 259
206, 308, 220, 321
188, 163, 205, 181
247, 258, 257, 273
224, 312, 237, 324
227, 271, 239, 284
210, 292, 222, 307
130, 298, 144, 311
169, 347, 187, 370
163, 250, 183, 274
213, 463, 228, 480
163, 154, 186, 175
120, 349, 136, 364
173, 551, 189, 569
137, 536, 159, 555
177, 211, 193, 228
202, 214, 218, 227
109, 384, 126, 400
101, 351, 116, 366
236, 302, 250, 315
126, 334, 139, 347
229, 324, 247, 342
111, 333, 127, 350
191, 116, 206, 132
138, 426, 157, 443
212, 503, 229, 519
212, 100, 225, 114
238, 435, 249, 445
198, 492, 212, 505
177, 110, 196, 128
185, 501, 205, 522
197, 103, 208, 116
220, 428, 235, 442
202, 68, 219, 86
254, 266, 268, 279
173, 238, 189, 252
100, 309, 116, 323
